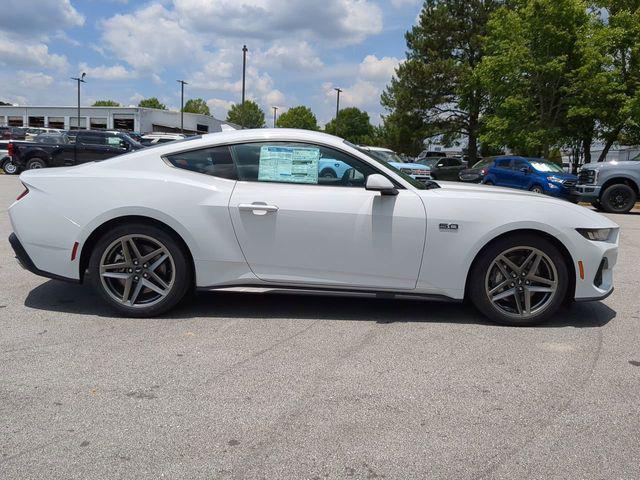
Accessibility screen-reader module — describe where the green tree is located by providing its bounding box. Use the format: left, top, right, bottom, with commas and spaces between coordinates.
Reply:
324, 107, 374, 144
276, 106, 319, 130
479, 0, 589, 157
92, 100, 120, 107
226, 100, 265, 128
138, 97, 166, 110
182, 98, 210, 115
0, 100, 12, 106
381, 0, 506, 162
582, 1, 640, 161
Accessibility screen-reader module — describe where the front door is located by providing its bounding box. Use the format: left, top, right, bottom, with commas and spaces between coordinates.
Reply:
228, 141, 427, 290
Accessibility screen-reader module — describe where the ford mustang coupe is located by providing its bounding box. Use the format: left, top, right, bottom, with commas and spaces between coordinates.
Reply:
8, 129, 618, 326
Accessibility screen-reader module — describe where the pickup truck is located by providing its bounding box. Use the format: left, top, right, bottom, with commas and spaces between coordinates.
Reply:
574, 155, 640, 213
9, 130, 143, 170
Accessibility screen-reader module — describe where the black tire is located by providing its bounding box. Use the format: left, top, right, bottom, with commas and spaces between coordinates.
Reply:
26, 157, 47, 170
1, 159, 19, 175
319, 168, 337, 179
87, 223, 193, 317
599, 184, 637, 214
484, 180, 493, 185
591, 200, 604, 211
530, 185, 544, 194
468, 233, 568, 326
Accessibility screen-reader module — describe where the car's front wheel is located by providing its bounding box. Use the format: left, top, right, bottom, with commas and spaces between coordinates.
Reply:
530, 185, 544, 194
469, 234, 568, 326
88, 224, 192, 317
600, 184, 637, 214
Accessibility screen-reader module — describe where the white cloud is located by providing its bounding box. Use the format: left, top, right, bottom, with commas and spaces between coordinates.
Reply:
173, 0, 382, 46
259, 41, 323, 70
79, 63, 136, 80
99, 3, 202, 71
18, 71, 54, 89
0, 33, 68, 71
359, 55, 402, 80
391, 0, 421, 7
0, 0, 84, 37
206, 98, 234, 119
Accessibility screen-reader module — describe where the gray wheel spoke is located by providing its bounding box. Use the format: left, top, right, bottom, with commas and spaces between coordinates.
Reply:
149, 253, 169, 272
148, 271, 169, 290
127, 238, 143, 260
142, 278, 168, 296
513, 291, 523, 315
140, 248, 164, 264
523, 288, 532, 314
498, 254, 521, 275
128, 280, 145, 305
492, 288, 516, 302
527, 274, 555, 287
121, 239, 133, 264
490, 279, 512, 295
101, 262, 128, 272
527, 285, 555, 293
521, 250, 537, 271
122, 276, 133, 303
102, 272, 130, 280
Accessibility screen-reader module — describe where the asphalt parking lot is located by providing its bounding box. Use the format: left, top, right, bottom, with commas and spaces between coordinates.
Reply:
1, 175, 639, 479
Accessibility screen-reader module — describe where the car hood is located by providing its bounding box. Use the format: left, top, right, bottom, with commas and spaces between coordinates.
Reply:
581, 160, 640, 170
538, 171, 577, 180
422, 181, 618, 227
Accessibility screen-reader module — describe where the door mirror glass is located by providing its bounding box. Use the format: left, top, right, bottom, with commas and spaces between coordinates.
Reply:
520, 167, 530, 174
365, 174, 398, 195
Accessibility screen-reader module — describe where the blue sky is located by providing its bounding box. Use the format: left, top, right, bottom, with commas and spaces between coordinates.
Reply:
0, 0, 422, 126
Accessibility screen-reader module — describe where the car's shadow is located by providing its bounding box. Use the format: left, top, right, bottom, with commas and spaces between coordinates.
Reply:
23, 280, 616, 328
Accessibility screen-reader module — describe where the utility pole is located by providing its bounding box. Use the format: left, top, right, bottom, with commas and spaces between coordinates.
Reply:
241, 45, 248, 129
272, 106, 278, 128
334, 87, 342, 119
71, 73, 86, 130
177, 80, 187, 134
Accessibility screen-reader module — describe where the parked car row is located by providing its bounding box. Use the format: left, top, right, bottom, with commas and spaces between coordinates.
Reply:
1, 131, 186, 174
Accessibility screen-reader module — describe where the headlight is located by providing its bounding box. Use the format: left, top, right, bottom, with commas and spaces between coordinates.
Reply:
547, 175, 564, 183
576, 228, 613, 242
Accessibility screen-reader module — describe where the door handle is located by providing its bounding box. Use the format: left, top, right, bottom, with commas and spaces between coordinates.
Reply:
238, 203, 279, 215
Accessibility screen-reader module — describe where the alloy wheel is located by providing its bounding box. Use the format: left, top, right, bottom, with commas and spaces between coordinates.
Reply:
485, 246, 558, 320
99, 234, 175, 308
3, 161, 17, 174
609, 188, 632, 210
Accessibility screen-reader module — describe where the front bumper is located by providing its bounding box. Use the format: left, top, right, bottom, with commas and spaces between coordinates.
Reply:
572, 184, 601, 202
8, 233, 78, 283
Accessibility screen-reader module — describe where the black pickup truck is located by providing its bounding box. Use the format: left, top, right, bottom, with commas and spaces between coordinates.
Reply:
9, 130, 143, 170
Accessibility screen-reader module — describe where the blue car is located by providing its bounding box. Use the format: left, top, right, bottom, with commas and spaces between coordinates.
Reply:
483, 156, 577, 201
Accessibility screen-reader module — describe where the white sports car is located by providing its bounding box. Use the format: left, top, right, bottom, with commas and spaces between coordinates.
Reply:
8, 129, 618, 325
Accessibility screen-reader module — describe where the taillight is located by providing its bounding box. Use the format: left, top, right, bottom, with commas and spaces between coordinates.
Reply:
480, 168, 487, 175
7, 142, 14, 157
16, 185, 29, 201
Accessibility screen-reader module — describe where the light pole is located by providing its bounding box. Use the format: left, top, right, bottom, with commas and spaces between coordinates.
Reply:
241, 45, 248, 129
177, 79, 187, 134
334, 87, 342, 119
272, 106, 278, 127
71, 73, 86, 130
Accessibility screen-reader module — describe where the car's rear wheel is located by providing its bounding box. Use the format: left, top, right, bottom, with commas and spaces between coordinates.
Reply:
26, 157, 47, 170
88, 224, 192, 317
1, 159, 18, 174
530, 185, 544, 194
600, 184, 637, 214
319, 168, 337, 179
469, 234, 568, 326
484, 180, 493, 185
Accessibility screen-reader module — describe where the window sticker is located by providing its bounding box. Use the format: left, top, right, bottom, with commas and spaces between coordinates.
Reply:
258, 146, 319, 184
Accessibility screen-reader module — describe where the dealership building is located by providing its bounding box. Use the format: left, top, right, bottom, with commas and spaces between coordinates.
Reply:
0, 105, 237, 134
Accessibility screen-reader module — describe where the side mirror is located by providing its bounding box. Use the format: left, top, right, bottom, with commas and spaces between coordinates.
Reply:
366, 174, 398, 196
520, 167, 529, 174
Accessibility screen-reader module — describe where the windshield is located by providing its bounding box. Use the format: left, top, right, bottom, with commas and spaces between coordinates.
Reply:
471, 159, 492, 169
529, 160, 564, 173
347, 142, 427, 190
419, 158, 440, 168
367, 149, 404, 164
631, 153, 640, 161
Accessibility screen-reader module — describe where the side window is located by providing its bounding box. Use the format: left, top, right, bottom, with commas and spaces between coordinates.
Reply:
231, 142, 378, 188
512, 159, 526, 170
165, 146, 236, 179
495, 159, 511, 169
78, 134, 105, 146
106, 135, 126, 148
